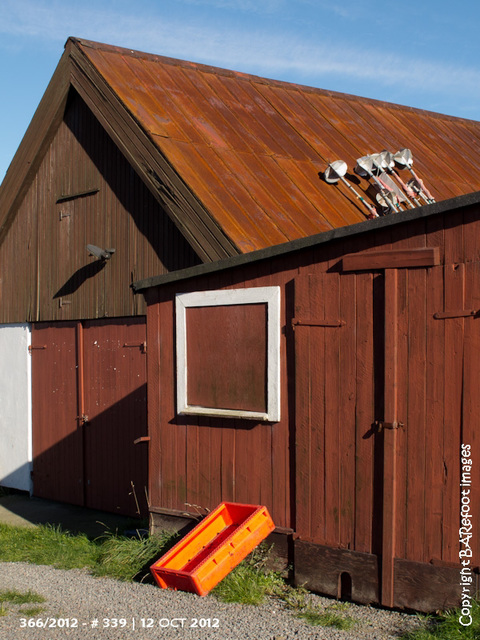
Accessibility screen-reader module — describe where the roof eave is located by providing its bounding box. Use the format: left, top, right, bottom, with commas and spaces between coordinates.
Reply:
0, 37, 241, 262
132, 190, 480, 292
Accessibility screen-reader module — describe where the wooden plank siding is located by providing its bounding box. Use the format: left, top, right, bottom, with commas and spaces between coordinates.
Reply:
31, 318, 149, 517
143, 202, 480, 610
0, 91, 200, 324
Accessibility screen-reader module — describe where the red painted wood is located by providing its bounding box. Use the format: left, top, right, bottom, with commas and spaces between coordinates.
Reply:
324, 273, 341, 546
294, 273, 313, 539
32, 322, 83, 505
354, 272, 375, 554
338, 272, 356, 549
424, 266, 445, 563
442, 263, 464, 563
342, 247, 440, 272
391, 269, 407, 561
32, 318, 148, 517
382, 269, 398, 607
82, 318, 148, 517
186, 303, 267, 413
405, 266, 427, 563
462, 261, 480, 561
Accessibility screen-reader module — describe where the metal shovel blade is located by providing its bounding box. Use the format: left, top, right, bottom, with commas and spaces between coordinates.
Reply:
354, 155, 374, 177
378, 150, 395, 169
324, 160, 348, 183
393, 148, 413, 168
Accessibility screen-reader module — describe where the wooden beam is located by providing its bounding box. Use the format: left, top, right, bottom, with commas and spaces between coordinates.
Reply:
382, 268, 398, 608
342, 247, 440, 272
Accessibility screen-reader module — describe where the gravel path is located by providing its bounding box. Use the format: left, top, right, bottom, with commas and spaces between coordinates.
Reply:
0, 562, 423, 640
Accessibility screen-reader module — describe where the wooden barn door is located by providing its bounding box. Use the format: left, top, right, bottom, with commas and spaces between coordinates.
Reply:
31, 318, 148, 517
82, 318, 148, 516
293, 271, 383, 604
31, 323, 84, 505
293, 251, 469, 612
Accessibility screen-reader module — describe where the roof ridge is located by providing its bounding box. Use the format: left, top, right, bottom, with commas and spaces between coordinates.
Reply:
68, 37, 477, 124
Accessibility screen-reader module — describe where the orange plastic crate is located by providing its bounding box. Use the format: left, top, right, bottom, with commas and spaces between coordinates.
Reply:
150, 502, 275, 596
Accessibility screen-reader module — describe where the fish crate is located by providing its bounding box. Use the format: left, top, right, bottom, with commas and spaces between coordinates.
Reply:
150, 502, 275, 596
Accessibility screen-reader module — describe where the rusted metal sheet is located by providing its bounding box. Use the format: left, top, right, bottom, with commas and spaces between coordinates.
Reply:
73, 39, 480, 252
32, 318, 148, 517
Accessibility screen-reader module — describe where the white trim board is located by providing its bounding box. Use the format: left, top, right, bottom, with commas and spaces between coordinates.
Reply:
175, 286, 281, 421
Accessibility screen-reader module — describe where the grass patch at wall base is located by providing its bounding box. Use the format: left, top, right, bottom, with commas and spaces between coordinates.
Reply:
400, 599, 480, 639
0, 523, 177, 582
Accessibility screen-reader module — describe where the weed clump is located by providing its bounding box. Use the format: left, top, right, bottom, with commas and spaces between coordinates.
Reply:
400, 599, 480, 639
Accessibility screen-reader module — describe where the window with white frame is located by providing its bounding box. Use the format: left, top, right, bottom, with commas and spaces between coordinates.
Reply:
176, 286, 281, 421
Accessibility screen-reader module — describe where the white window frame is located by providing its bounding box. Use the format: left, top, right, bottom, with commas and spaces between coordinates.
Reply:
176, 286, 281, 421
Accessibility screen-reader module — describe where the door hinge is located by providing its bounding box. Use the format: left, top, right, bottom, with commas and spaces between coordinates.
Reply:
374, 420, 404, 432
291, 318, 345, 328
123, 341, 147, 353
434, 309, 479, 319
28, 345, 46, 353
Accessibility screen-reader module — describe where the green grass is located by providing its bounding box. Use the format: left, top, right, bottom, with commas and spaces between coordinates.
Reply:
0, 589, 46, 605
18, 606, 48, 616
296, 605, 356, 630
0, 523, 98, 571
0, 522, 177, 582
400, 600, 480, 639
93, 530, 176, 581
0, 589, 47, 618
213, 545, 286, 605
212, 545, 356, 631
213, 561, 285, 605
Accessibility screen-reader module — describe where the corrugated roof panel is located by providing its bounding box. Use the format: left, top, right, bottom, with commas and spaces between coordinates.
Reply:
76, 40, 480, 253
158, 138, 288, 251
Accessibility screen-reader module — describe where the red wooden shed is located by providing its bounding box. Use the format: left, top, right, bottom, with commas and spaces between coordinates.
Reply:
134, 192, 480, 612
2, 37, 480, 534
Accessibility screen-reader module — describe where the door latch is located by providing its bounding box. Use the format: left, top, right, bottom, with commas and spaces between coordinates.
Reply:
76, 414, 89, 425
374, 420, 404, 433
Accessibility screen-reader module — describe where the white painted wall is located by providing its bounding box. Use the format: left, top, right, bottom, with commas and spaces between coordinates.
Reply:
0, 324, 32, 492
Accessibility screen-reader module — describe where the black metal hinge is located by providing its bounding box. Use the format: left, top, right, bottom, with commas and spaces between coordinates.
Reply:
291, 318, 345, 328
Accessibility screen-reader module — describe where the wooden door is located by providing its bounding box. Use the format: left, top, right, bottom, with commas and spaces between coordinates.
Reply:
293, 271, 383, 604
32, 319, 148, 517
82, 318, 148, 516
31, 322, 84, 505
293, 263, 475, 611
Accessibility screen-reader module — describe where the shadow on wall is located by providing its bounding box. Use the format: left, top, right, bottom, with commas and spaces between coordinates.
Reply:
0, 464, 33, 495
31, 384, 149, 520
63, 90, 202, 274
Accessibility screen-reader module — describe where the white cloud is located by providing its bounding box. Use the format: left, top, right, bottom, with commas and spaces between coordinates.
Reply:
1, 0, 479, 104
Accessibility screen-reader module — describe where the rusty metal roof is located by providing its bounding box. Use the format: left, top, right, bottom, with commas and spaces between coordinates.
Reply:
74, 39, 480, 253
3, 38, 480, 259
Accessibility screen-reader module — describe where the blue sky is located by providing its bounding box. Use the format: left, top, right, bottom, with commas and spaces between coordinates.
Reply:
1, 0, 479, 180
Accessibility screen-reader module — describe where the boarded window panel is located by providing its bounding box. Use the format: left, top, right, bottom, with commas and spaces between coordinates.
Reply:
186, 303, 267, 412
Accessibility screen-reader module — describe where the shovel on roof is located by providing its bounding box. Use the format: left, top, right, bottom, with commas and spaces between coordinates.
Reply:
393, 148, 436, 204
324, 160, 378, 218
374, 151, 421, 208
354, 155, 402, 213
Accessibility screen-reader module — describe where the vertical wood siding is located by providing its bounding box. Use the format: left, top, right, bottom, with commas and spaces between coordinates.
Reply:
147, 204, 480, 570
31, 318, 148, 517
0, 91, 200, 323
